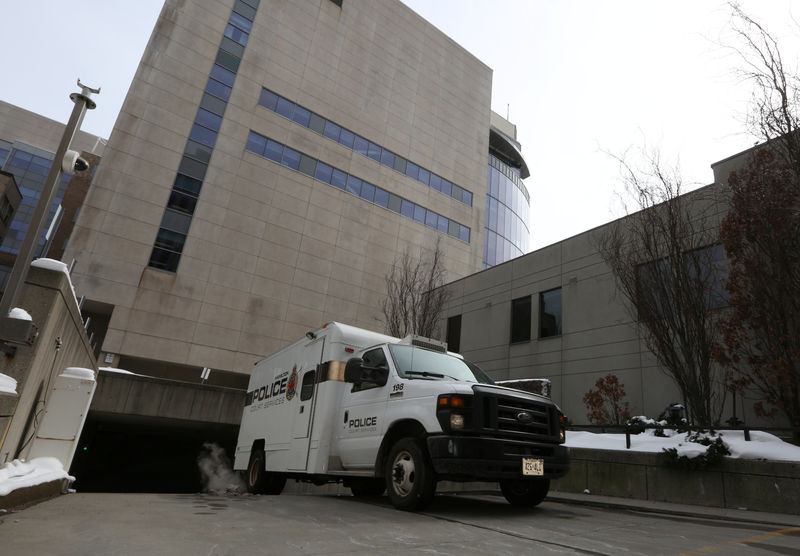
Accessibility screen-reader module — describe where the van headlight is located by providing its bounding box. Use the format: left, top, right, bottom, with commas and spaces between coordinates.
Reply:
436, 394, 473, 432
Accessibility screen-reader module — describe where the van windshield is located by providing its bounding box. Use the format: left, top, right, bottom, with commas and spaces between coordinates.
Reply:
388, 345, 494, 384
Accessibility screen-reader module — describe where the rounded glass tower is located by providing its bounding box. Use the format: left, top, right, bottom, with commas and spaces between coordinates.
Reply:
484, 125, 530, 268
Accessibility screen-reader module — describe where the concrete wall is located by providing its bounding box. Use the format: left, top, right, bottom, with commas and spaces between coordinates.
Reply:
0, 265, 98, 464
553, 447, 800, 515
64, 0, 492, 383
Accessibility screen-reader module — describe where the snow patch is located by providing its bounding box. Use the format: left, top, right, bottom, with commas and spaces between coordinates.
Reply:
8, 307, 32, 321
31, 258, 78, 307
0, 373, 17, 395
565, 429, 800, 462
99, 367, 137, 375
60, 367, 95, 381
0, 457, 73, 497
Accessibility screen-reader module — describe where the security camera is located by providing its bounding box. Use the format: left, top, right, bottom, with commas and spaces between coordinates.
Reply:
62, 149, 89, 173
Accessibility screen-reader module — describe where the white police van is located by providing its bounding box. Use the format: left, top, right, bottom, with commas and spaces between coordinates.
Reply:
233, 322, 569, 511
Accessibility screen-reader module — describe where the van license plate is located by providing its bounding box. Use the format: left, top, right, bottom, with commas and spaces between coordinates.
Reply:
522, 458, 544, 476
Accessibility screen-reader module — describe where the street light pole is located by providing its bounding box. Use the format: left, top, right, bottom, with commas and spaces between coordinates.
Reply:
0, 80, 99, 319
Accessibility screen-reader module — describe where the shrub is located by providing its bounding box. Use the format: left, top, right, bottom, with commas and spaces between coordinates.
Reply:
583, 374, 632, 425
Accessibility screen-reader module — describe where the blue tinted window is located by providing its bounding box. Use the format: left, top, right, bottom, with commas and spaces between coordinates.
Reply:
353, 135, 369, 156
331, 169, 347, 189
210, 64, 236, 87
245, 131, 267, 155
265, 139, 283, 162
315, 162, 333, 183
359, 181, 375, 202
417, 168, 430, 185
367, 142, 381, 161
374, 187, 389, 207
259, 89, 279, 111
437, 215, 448, 233
413, 204, 425, 223
339, 128, 355, 149
195, 108, 222, 131
189, 124, 217, 147
380, 149, 395, 168
229, 11, 253, 33
292, 105, 311, 126
206, 78, 232, 101
401, 200, 414, 218
440, 179, 452, 196
324, 120, 341, 141
405, 162, 419, 180
346, 175, 361, 196
281, 146, 301, 170
425, 211, 438, 229
430, 174, 441, 191
276, 97, 294, 119
460, 225, 470, 243
225, 23, 249, 46
463, 189, 472, 207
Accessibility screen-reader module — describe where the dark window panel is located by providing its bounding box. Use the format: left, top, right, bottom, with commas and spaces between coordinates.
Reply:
308, 113, 326, 134
292, 105, 311, 127
160, 208, 193, 234
220, 36, 245, 58
387, 193, 402, 213
233, 0, 257, 20
540, 288, 563, 338
330, 168, 347, 189
324, 120, 341, 142
298, 154, 317, 176
510, 296, 532, 343
167, 190, 199, 215
184, 140, 213, 164
174, 174, 203, 196
339, 128, 355, 149
448, 220, 459, 237
276, 97, 295, 119
241, 0, 260, 9
393, 156, 407, 174
315, 162, 333, 183
446, 315, 461, 353
259, 88, 279, 111
451, 183, 463, 202
148, 246, 181, 272
245, 131, 267, 155
215, 49, 241, 73
178, 156, 208, 181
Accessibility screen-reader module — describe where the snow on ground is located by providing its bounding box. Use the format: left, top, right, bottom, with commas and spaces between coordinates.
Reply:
566, 429, 800, 461
0, 458, 73, 498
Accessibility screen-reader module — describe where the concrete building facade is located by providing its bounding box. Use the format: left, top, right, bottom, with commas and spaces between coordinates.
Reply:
63, 0, 530, 387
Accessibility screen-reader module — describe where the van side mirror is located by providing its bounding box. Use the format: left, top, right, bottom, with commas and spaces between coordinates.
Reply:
344, 358, 364, 383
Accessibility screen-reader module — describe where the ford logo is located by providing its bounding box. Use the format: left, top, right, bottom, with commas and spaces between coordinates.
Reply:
516, 411, 533, 424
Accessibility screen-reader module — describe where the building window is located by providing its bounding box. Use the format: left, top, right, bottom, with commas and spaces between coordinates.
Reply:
446, 315, 462, 353
539, 288, 562, 338
510, 296, 531, 343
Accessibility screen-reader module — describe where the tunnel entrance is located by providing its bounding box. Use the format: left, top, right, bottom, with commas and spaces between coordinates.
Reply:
69, 412, 240, 493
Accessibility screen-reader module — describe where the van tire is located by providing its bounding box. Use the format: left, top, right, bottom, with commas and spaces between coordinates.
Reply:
385, 438, 436, 511
247, 449, 286, 495
499, 478, 550, 507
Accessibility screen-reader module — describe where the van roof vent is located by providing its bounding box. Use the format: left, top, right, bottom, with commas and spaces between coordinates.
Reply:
399, 334, 448, 353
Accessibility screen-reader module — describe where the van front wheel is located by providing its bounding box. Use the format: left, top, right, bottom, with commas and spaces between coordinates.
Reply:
247, 449, 286, 495
499, 478, 550, 507
385, 438, 436, 511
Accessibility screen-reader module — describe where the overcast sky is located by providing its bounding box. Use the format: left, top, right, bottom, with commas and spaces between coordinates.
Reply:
1, 0, 798, 250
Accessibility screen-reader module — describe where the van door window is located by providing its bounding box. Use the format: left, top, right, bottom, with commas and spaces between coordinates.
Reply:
300, 370, 316, 401
353, 347, 388, 392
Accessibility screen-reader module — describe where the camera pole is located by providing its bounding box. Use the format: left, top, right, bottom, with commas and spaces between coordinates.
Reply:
0, 80, 99, 320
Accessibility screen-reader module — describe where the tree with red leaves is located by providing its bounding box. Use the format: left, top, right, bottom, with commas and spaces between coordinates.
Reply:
715, 148, 800, 440
583, 374, 632, 426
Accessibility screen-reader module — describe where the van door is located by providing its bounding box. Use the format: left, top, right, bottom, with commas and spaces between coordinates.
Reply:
335, 346, 391, 469
286, 337, 324, 471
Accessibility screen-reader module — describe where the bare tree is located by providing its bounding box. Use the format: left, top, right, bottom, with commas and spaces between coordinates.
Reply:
595, 150, 728, 427
382, 239, 449, 339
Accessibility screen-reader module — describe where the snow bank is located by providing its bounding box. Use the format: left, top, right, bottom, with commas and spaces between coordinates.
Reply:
0, 373, 17, 395
61, 367, 95, 381
565, 429, 800, 462
8, 307, 32, 321
0, 458, 73, 497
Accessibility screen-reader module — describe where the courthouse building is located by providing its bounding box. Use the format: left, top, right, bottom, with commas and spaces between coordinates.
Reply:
61, 0, 532, 387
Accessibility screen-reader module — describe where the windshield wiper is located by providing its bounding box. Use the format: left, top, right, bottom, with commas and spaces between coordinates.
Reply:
405, 371, 461, 381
